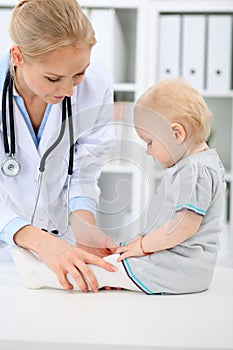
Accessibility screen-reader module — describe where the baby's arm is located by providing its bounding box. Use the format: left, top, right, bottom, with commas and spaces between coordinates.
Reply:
116, 210, 202, 260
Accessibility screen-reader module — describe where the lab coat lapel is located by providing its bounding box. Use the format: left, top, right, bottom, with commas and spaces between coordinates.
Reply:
38, 103, 62, 155
38, 96, 76, 156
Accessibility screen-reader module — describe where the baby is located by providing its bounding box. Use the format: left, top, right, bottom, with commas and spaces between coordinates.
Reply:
12, 78, 226, 294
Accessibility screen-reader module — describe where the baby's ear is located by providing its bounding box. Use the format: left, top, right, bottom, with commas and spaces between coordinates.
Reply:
170, 122, 186, 144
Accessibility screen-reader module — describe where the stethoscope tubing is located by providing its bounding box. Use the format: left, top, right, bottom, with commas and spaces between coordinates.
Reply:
31, 171, 72, 236
31, 95, 74, 235
1, 70, 74, 235
2, 70, 15, 155
31, 97, 73, 235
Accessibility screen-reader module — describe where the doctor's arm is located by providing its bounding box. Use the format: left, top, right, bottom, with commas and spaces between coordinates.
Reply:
69, 208, 118, 258
68, 95, 117, 256
69, 131, 118, 257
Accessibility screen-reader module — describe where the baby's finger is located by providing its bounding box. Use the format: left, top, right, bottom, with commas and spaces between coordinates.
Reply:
117, 251, 130, 262
115, 246, 128, 254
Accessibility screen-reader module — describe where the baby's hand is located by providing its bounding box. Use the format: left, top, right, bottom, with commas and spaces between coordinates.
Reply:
116, 237, 145, 261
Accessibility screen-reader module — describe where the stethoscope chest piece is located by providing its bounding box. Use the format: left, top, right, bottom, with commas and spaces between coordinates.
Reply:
1, 156, 21, 176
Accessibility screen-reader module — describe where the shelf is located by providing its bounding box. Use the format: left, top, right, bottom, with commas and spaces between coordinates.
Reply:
0, 1, 16, 6
152, 1, 233, 13
225, 172, 233, 182
79, 0, 146, 9
202, 91, 233, 98
101, 163, 137, 174
113, 83, 137, 92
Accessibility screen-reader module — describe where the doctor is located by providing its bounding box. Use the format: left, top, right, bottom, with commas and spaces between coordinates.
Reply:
0, 0, 117, 292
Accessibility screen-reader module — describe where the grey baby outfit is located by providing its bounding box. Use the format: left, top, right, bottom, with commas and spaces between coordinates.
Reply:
121, 149, 226, 294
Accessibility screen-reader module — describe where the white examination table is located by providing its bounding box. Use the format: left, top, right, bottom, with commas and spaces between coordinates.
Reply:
0, 261, 233, 350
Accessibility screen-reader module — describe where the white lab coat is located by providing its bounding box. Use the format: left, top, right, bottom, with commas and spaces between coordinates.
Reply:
0, 61, 114, 235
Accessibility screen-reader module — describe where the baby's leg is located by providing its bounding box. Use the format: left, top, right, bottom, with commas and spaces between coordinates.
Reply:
91, 254, 140, 291
11, 246, 64, 289
11, 246, 140, 292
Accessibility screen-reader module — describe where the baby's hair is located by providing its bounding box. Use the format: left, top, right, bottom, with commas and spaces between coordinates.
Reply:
9, 0, 96, 60
137, 78, 213, 143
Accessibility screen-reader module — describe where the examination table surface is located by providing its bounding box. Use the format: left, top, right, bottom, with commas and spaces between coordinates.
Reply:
0, 261, 233, 350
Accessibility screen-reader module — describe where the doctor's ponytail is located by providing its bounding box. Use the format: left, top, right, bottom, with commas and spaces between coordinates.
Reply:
9, 0, 96, 60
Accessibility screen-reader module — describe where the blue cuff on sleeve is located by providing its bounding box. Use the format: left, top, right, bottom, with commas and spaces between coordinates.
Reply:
175, 204, 206, 216
0, 217, 31, 246
69, 197, 97, 216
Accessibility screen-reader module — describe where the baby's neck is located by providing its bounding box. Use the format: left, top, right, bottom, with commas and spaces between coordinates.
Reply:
185, 142, 209, 157
166, 142, 209, 169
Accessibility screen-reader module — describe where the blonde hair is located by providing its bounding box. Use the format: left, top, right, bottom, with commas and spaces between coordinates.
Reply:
9, 0, 96, 60
137, 78, 213, 143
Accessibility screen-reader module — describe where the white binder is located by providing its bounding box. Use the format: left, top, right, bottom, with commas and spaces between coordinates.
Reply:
182, 15, 206, 90
89, 9, 126, 83
206, 15, 232, 92
0, 8, 13, 57
158, 15, 181, 80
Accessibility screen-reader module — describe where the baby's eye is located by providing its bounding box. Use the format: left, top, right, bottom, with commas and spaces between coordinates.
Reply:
147, 141, 152, 146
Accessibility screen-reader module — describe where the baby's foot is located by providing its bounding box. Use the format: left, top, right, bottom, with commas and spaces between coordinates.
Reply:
11, 246, 61, 289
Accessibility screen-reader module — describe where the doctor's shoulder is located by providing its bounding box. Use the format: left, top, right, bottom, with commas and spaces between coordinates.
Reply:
73, 62, 113, 120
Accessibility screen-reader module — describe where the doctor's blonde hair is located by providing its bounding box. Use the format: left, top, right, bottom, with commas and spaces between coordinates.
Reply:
136, 78, 213, 144
9, 0, 96, 61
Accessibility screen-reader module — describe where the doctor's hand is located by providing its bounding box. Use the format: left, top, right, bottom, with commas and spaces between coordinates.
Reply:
40, 235, 118, 292
14, 225, 117, 292
70, 211, 119, 258
75, 227, 118, 258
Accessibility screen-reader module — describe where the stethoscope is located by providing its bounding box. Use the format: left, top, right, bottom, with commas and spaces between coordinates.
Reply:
1, 70, 74, 235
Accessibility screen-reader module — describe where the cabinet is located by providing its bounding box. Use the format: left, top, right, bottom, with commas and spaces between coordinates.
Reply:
145, 0, 233, 230
81, 0, 233, 238
0, 3, 14, 57
78, 0, 149, 241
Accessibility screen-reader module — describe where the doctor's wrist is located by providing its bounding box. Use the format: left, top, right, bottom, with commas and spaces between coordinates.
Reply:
13, 225, 49, 254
